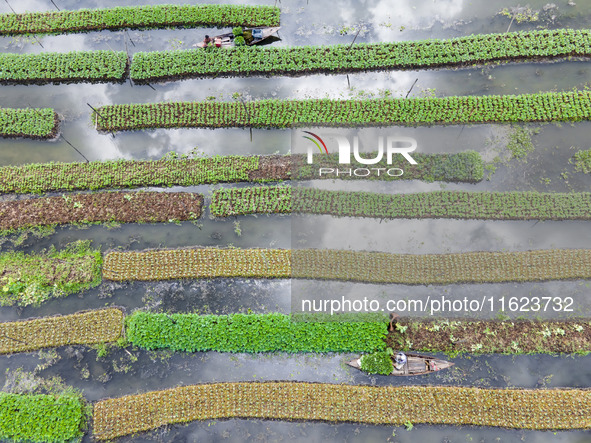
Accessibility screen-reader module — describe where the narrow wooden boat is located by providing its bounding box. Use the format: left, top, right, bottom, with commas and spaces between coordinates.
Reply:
347, 352, 454, 376
193, 27, 281, 48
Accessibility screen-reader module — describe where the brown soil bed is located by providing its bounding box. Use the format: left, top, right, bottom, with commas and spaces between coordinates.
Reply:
386, 318, 591, 355
0, 191, 203, 231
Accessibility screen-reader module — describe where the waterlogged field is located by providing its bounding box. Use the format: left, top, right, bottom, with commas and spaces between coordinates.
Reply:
2, 0, 591, 442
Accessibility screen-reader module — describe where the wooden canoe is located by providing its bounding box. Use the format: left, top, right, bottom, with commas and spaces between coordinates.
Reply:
347, 352, 454, 376
193, 27, 281, 48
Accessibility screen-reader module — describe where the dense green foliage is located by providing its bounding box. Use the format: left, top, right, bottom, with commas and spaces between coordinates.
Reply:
0, 107, 57, 138
0, 241, 102, 306
212, 187, 591, 220
0, 156, 261, 193
359, 351, 393, 375
130, 28, 591, 80
0, 4, 280, 36
126, 312, 387, 353
0, 392, 85, 442
0, 51, 127, 83
571, 148, 591, 173
92, 91, 591, 132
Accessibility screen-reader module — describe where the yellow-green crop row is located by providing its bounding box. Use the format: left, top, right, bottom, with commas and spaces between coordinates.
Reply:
212, 187, 591, 220
93, 382, 591, 439
92, 91, 591, 132
0, 308, 123, 354
103, 247, 591, 284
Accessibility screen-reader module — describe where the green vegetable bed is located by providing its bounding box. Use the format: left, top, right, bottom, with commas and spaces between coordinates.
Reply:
130, 28, 591, 81
0, 107, 58, 139
212, 188, 591, 220
0, 4, 280, 36
0, 51, 127, 84
92, 91, 591, 132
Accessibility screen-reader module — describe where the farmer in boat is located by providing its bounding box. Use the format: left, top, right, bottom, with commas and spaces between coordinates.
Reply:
394, 352, 407, 370
203, 35, 211, 46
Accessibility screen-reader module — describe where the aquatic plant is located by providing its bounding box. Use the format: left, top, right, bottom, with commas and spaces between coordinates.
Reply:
0, 241, 102, 306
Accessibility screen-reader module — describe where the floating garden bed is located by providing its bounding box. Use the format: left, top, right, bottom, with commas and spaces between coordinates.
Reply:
0, 191, 203, 232
0, 241, 102, 306
212, 188, 591, 220
0, 151, 483, 194
92, 91, 591, 132
0, 391, 86, 442
103, 248, 290, 281
93, 382, 591, 439
0, 51, 128, 84
0, 107, 58, 139
126, 312, 386, 353
0, 308, 123, 354
387, 318, 591, 355
103, 247, 591, 284
0, 4, 280, 36
130, 28, 591, 81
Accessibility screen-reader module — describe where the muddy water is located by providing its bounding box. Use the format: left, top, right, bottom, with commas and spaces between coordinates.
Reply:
1, 0, 591, 441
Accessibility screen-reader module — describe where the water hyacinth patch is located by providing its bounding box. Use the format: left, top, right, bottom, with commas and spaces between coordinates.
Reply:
0, 241, 102, 307
0, 4, 280, 36
130, 28, 591, 81
92, 91, 591, 132
0, 107, 58, 139
0, 51, 128, 84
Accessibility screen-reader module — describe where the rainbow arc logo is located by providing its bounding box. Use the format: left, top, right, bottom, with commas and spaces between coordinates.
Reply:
302, 131, 328, 154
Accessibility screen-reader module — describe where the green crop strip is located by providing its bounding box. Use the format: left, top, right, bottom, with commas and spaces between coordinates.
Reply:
0, 107, 58, 139
0, 151, 483, 194
388, 319, 591, 356
0, 308, 123, 354
103, 247, 591, 284
0, 191, 203, 232
0, 51, 127, 84
93, 382, 591, 439
130, 28, 591, 81
294, 150, 484, 182
212, 188, 591, 220
126, 312, 387, 353
92, 91, 591, 132
0, 241, 101, 307
0, 392, 85, 442
0, 4, 280, 36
